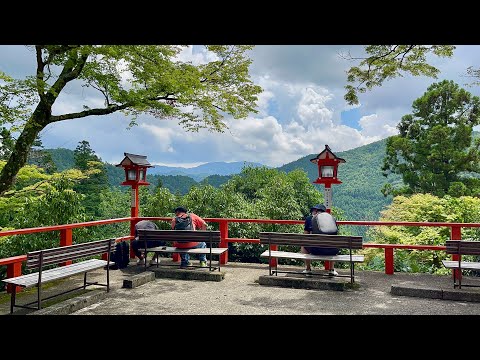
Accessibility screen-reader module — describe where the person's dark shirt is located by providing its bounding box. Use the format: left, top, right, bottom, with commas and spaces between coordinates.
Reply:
304, 215, 313, 233
134, 220, 158, 239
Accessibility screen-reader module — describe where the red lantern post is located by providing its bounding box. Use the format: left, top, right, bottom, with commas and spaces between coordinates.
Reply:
310, 145, 345, 269
116, 153, 152, 258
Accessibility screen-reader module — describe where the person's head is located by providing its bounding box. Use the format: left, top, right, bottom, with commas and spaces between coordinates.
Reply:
310, 204, 327, 214
174, 206, 188, 216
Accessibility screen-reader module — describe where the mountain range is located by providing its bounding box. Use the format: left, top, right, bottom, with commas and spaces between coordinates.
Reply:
148, 161, 266, 181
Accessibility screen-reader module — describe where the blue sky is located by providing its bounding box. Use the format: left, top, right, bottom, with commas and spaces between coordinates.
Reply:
1, 45, 480, 167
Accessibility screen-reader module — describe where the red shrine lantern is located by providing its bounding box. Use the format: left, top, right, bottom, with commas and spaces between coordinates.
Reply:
116, 152, 152, 187
116, 153, 153, 218
310, 145, 345, 212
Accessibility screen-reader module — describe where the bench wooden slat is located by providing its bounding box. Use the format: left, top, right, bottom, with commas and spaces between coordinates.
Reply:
142, 246, 228, 255
27, 247, 110, 269
259, 232, 363, 249
26, 239, 114, 269
137, 230, 221, 243
446, 240, 480, 255
3, 259, 109, 288
28, 239, 113, 256
260, 250, 364, 262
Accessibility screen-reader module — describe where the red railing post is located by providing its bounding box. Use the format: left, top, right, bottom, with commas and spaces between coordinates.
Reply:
6, 262, 22, 294
60, 228, 72, 266
270, 245, 278, 268
451, 226, 462, 280
130, 218, 140, 259
219, 220, 229, 264
385, 247, 394, 275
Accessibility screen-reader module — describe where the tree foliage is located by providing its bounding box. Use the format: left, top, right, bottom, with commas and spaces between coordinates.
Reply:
344, 45, 455, 105
363, 193, 480, 273
382, 80, 480, 197
0, 45, 262, 194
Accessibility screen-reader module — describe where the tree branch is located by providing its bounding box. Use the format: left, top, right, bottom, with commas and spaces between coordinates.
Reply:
35, 45, 46, 100
45, 52, 89, 106
50, 94, 177, 122
50, 103, 131, 121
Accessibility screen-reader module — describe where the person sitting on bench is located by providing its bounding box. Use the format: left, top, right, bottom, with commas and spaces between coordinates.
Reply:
131, 220, 164, 266
302, 204, 339, 276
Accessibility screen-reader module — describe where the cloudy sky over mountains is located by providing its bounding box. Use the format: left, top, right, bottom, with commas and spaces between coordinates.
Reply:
2, 45, 480, 167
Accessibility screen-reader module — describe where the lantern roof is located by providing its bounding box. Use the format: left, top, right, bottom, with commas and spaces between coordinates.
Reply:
115, 153, 153, 168
309, 145, 346, 164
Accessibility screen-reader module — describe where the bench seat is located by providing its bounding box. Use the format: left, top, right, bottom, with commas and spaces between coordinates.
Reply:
3, 259, 109, 288
260, 250, 364, 263
442, 260, 480, 270
144, 246, 227, 255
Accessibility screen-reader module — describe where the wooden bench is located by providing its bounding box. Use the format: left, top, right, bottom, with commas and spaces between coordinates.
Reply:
2, 238, 115, 314
137, 229, 228, 271
259, 232, 364, 283
442, 240, 480, 289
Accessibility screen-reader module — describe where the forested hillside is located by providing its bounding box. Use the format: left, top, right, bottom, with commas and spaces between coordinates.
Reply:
45, 148, 75, 171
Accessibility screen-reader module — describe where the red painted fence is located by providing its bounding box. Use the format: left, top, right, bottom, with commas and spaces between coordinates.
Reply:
1, 217, 477, 293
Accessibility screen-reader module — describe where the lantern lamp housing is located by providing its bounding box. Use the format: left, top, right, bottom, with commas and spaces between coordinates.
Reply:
115, 153, 153, 186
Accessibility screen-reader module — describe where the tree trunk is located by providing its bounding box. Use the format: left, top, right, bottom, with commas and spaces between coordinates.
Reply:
0, 104, 50, 194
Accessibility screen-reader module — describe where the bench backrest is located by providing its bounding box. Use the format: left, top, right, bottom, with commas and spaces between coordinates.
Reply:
259, 232, 363, 250
26, 238, 115, 270
137, 229, 221, 245
445, 240, 480, 255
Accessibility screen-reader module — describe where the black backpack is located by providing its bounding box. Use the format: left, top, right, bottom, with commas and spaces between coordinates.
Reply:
174, 215, 193, 230
110, 241, 130, 269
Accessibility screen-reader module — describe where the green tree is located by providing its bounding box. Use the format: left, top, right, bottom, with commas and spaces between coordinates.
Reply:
74, 140, 98, 171
0, 45, 262, 194
73, 140, 109, 217
344, 45, 455, 105
382, 80, 480, 197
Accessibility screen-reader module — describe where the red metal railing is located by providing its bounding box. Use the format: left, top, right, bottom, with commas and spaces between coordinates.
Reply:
1, 217, 478, 293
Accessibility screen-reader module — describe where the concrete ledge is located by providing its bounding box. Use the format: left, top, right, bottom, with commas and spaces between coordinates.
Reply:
258, 275, 352, 291
29, 290, 107, 315
123, 271, 155, 289
391, 285, 443, 299
443, 289, 480, 302
151, 267, 225, 282
391, 285, 480, 303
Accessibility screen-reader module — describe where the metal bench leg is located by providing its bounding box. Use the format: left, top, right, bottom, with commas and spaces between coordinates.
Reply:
10, 285, 16, 314
351, 262, 354, 284
84, 273, 87, 289
453, 269, 456, 288
38, 283, 42, 310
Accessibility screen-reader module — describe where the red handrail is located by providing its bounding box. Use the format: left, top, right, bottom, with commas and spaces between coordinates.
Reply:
0, 216, 473, 293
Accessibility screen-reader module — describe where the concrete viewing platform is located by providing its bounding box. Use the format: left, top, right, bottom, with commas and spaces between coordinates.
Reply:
2, 258, 480, 315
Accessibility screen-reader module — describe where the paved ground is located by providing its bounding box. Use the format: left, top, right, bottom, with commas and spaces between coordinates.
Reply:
4, 259, 480, 315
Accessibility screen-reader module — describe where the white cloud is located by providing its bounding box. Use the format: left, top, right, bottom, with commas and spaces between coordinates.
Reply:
176, 45, 219, 65
359, 113, 398, 139
139, 123, 175, 153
